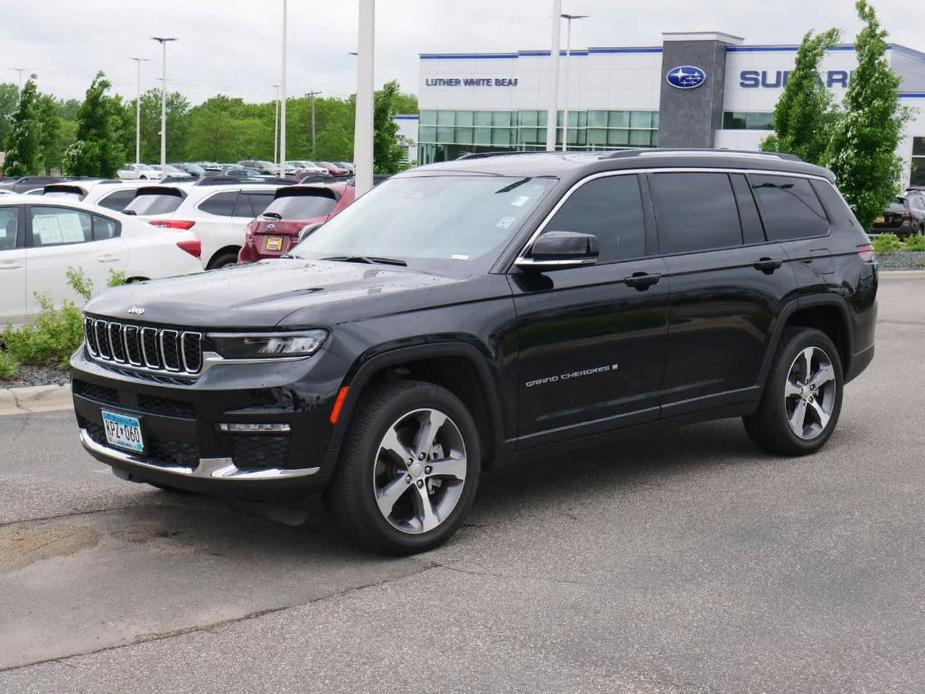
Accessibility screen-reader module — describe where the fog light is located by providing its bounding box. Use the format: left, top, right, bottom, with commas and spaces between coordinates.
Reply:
216, 423, 291, 433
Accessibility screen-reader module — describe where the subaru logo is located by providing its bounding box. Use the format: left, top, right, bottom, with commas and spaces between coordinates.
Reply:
267, 223, 275, 230
666, 65, 706, 89
127, 306, 145, 315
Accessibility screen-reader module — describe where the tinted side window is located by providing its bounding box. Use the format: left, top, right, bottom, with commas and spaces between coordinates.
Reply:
544, 175, 646, 262
232, 193, 254, 219
810, 179, 863, 232
92, 214, 120, 240
650, 173, 743, 253
97, 189, 136, 211
199, 192, 239, 217
246, 192, 276, 216
751, 174, 829, 240
0, 207, 19, 250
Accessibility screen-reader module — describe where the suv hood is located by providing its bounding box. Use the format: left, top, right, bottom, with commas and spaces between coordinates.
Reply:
84, 258, 467, 328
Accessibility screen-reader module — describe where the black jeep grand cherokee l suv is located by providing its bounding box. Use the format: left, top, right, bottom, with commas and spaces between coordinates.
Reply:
72, 149, 877, 554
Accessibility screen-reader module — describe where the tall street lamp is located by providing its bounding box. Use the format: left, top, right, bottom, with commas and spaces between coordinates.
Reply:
560, 13, 588, 152
279, 0, 288, 177
353, 0, 375, 195
11, 67, 28, 95
306, 90, 322, 157
151, 37, 176, 179
129, 57, 150, 165
545, 0, 562, 151
272, 84, 280, 168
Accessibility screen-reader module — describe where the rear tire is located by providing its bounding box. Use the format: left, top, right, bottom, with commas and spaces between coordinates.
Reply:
328, 380, 481, 555
744, 327, 844, 456
209, 251, 239, 269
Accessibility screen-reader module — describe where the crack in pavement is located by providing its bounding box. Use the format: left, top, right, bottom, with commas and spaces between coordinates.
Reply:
0, 505, 148, 529
0, 559, 440, 674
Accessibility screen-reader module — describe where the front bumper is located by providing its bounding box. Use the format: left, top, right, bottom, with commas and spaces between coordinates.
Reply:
71, 345, 348, 498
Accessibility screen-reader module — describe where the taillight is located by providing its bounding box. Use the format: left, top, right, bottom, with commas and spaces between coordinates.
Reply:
149, 219, 196, 230
902, 209, 913, 220
857, 244, 875, 262
177, 239, 201, 258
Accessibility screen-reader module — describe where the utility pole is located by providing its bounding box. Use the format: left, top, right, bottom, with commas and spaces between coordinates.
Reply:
560, 14, 588, 152
545, 0, 562, 151
272, 84, 280, 168
151, 37, 176, 178
306, 90, 322, 157
11, 68, 28, 97
354, 0, 375, 195
279, 0, 288, 177
129, 57, 150, 165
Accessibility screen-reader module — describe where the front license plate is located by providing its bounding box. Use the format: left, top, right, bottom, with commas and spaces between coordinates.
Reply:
264, 236, 284, 251
101, 410, 144, 453
875, 215, 885, 224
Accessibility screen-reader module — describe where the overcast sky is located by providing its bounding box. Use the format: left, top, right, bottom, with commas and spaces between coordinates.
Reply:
1, 0, 923, 104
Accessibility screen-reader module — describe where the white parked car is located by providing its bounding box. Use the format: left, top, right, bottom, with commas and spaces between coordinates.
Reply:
0, 196, 203, 327
123, 182, 281, 268
28, 180, 158, 213
116, 163, 157, 181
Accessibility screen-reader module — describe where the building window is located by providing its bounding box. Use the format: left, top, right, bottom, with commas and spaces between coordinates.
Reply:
912, 137, 925, 186
723, 112, 774, 130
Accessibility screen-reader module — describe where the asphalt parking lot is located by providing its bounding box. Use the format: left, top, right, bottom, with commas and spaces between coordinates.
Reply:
0, 273, 922, 693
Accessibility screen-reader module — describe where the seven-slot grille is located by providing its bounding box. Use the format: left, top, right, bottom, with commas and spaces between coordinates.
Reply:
84, 317, 202, 374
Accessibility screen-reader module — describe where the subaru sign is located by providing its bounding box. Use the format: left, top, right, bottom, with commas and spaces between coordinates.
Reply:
666, 65, 706, 90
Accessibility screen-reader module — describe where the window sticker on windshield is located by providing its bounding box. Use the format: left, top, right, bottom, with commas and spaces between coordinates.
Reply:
511, 195, 530, 207
495, 216, 516, 229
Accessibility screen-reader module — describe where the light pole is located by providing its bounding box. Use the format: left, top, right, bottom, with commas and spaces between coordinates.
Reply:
306, 90, 322, 157
129, 57, 149, 165
151, 37, 176, 178
545, 0, 562, 151
11, 68, 28, 97
279, 0, 288, 177
353, 0, 375, 195
272, 84, 280, 168
560, 13, 587, 152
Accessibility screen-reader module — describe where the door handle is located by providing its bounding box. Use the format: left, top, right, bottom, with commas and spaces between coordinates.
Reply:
0, 262, 23, 270
96, 254, 118, 263
753, 257, 783, 274
624, 272, 660, 290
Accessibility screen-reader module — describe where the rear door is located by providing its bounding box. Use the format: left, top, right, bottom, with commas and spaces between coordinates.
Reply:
0, 205, 26, 325
24, 205, 129, 313
510, 173, 670, 446
650, 171, 796, 416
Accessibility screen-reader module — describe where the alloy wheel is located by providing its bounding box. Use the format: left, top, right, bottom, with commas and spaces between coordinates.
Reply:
784, 346, 837, 440
372, 408, 467, 534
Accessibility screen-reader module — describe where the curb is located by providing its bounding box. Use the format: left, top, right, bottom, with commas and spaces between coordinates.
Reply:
879, 269, 925, 277
0, 384, 73, 416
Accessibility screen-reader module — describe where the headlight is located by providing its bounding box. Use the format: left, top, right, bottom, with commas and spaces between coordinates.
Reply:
207, 330, 327, 359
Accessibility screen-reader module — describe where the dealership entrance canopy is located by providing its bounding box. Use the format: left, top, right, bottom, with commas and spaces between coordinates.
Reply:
416, 31, 925, 185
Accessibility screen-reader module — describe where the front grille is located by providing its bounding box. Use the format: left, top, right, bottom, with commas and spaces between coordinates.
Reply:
85, 317, 202, 376
73, 380, 120, 406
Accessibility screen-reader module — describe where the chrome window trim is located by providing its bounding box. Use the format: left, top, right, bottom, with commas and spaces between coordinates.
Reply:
512, 166, 832, 266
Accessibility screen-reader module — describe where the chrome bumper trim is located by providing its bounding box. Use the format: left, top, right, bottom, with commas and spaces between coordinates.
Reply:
79, 429, 320, 481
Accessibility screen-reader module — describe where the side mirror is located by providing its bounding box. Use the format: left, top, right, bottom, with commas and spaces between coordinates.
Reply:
516, 231, 599, 271
298, 222, 323, 243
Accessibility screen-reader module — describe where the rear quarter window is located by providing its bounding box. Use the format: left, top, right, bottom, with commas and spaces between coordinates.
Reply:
750, 174, 830, 240
97, 189, 137, 211
198, 191, 239, 217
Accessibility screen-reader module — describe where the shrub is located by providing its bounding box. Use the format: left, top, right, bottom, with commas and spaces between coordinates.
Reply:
0, 351, 19, 379
872, 233, 903, 255
903, 233, 925, 252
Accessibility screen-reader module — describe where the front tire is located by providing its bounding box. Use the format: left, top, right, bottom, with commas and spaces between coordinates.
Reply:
744, 327, 844, 456
328, 380, 481, 555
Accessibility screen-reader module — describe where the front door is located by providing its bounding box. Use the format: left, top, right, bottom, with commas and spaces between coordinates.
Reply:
510, 173, 670, 448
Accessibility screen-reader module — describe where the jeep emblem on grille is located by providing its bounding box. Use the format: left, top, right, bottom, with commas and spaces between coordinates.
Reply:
127, 306, 146, 315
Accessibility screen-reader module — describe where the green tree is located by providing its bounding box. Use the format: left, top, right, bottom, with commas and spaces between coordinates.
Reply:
3, 78, 44, 176
825, 0, 910, 229
373, 80, 406, 174
125, 89, 191, 162
761, 28, 840, 164
38, 94, 62, 174
63, 72, 127, 177
0, 82, 20, 147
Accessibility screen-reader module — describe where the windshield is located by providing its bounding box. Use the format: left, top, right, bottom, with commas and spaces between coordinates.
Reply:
293, 175, 554, 269
264, 192, 337, 220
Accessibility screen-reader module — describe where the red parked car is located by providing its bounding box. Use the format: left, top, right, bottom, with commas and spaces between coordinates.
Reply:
238, 183, 356, 263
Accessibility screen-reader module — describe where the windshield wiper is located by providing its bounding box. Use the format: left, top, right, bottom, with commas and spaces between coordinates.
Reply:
322, 255, 407, 267
494, 177, 531, 194
122, 210, 137, 216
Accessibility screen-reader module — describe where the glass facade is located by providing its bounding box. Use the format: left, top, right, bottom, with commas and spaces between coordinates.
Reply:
912, 137, 925, 187
418, 109, 659, 164
722, 112, 774, 130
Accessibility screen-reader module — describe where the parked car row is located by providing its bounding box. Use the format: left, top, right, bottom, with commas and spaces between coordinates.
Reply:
870, 188, 925, 239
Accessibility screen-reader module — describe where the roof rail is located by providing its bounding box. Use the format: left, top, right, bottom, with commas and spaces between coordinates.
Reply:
602, 148, 803, 162
194, 175, 294, 187
458, 151, 554, 161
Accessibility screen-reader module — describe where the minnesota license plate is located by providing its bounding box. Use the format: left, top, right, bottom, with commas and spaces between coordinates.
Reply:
101, 410, 144, 453
264, 236, 284, 251
875, 215, 885, 224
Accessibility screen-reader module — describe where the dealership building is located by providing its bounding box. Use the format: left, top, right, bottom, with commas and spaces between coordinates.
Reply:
415, 31, 925, 185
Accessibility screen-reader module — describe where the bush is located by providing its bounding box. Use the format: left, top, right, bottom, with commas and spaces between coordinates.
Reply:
0, 267, 127, 378
872, 233, 903, 255
903, 233, 925, 252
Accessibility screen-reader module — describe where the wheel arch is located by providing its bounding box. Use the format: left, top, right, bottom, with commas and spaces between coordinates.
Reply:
207, 245, 242, 269
330, 343, 506, 469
